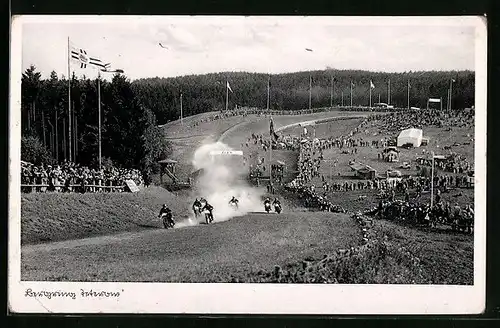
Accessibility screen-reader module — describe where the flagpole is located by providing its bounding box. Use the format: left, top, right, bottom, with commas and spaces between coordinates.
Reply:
98, 70, 102, 170
180, 93, 183, 125
73, 101, 77, 162
55, 109, 58, 161
446, 88, 450, 111
269, 118, 273, 192
267, 75, 270, 111
388, 79, 391, 105
225, 81, 229, 112
369, 80, 372, 108
341, 91, 344, 106
330, 76, 333, 107
309, 75, 312, 111
67, 37, 72, 162
350, 81, 353, 107
449, 79, 453, 111
379, 94, 381, 104
407, 79, 410, 110
63, 118, 66, 161
430, 151, 435, 209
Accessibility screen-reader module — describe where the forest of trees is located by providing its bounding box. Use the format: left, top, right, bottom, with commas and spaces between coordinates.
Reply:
20, 65, 474, 172
132, 69, 475, 124
21, 65, 171, 179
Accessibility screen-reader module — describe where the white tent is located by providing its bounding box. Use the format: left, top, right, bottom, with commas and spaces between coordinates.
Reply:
397, 128, 423, 147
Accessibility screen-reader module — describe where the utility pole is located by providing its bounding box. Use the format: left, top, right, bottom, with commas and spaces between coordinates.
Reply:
67, 37, 72, 162
180, 93, 183, 125
98, 71, 102, 170
309, 75, 312, 110
330, 76, 333, 107
350, 81, 353, 107
407, 79, 410, 110
388, 79, 391, 105
430, 151, 435, 209
267, 75, 270, 111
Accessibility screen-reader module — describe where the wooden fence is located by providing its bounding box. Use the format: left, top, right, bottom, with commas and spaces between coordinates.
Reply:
20, 178, 132, 193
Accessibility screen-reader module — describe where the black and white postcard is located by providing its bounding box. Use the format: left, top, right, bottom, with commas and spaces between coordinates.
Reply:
8, 15, 487, 314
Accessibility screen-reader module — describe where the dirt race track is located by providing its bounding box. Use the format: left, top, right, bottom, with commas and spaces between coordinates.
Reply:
22, 212, 361, 282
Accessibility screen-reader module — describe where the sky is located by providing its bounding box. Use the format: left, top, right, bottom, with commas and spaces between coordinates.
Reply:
19, 16, 478, 81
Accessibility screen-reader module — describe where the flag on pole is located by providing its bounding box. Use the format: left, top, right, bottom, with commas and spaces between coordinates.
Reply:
227, 81, 233, 93
452, 78, 456, 82
269, 117, 279, 141
351, 81, 355, 86
70, 44, 107, 70
370, 80, 375, 89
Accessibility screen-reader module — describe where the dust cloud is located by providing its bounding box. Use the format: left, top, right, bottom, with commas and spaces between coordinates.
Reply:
177, 141, 265, 227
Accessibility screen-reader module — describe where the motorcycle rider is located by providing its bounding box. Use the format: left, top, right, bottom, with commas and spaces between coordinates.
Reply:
192, 198, 202, 214
264, 197, 271, 212
202, 201, 214, 221
158, 204, 174, 226
158, 204, 171, 217
272, 197, 282, 213
272, 197, 281, 207
229, 196, 239, 208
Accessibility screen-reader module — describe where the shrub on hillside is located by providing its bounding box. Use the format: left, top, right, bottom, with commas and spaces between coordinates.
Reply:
237, 239, 427, 284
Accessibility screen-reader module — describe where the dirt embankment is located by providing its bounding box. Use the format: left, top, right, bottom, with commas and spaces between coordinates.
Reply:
21, 187, 185, 245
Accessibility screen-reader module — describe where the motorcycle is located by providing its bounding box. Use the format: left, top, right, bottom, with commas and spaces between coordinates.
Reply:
229, 202, 239, 210
264, 202, 271, 213
159, 212, 175, 229
274, 203, 282, 214
204, 209, 214, 224
193, 204, 201, 218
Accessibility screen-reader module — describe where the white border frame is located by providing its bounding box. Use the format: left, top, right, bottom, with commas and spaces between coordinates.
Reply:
8, 15, 487, 314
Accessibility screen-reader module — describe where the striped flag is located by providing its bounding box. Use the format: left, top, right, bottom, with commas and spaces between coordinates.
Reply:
70, 44, 108, 70
269, 117, 279, 141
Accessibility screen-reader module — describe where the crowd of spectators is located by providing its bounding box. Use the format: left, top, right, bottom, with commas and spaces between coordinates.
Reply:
418, 153, 473, 175
280, 109, 474, 232
367, 108, 474, 135
188, 109, 250, 129
185, 104, 401, 130
21, 161, 143, 193
367, 197, 474, 233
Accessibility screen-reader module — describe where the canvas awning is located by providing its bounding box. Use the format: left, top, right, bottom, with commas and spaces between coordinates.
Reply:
397, 128, 423, 147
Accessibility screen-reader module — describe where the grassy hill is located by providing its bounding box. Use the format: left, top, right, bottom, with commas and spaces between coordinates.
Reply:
21, 212, 362, 282
21, 187, 186, 245
21, 209, 473, 284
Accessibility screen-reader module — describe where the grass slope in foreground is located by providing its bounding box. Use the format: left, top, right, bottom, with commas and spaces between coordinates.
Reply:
21, 187, 183, 245
21, 212, 361, 282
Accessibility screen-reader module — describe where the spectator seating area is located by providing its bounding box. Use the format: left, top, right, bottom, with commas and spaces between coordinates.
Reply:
21, 161, 144, 193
